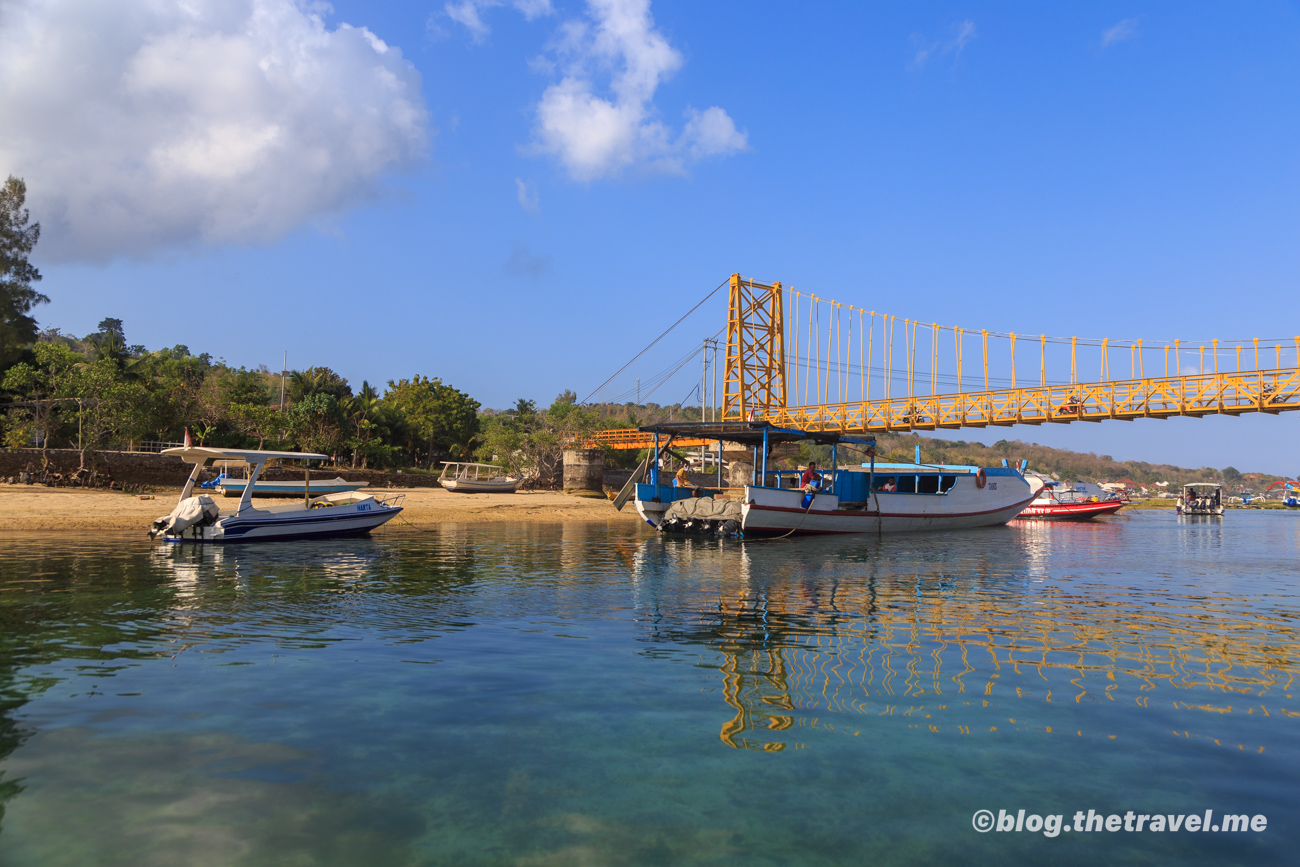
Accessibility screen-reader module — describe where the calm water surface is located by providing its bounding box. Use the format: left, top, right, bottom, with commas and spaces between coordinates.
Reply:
0, 512, 1297, 865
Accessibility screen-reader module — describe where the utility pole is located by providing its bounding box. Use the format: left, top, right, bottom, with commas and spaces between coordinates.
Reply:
636, 378, 640, 405
701, 337, 708, 423
279, 351, 287, 412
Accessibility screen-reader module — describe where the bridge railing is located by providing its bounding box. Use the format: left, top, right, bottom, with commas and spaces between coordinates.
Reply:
761, 367, 1300, 433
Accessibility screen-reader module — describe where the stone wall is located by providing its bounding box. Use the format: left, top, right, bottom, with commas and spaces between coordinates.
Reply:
0, 449, 445, 490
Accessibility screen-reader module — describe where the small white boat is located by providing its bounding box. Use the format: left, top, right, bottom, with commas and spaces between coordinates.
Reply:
439, 462, 521, 494
214, 476, 368, 498
624, 422, 1035, 537
149, 447, 402, 542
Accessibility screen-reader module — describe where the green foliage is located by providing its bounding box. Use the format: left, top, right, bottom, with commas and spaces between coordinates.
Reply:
385, 375, 480, 467
0, 176, 47, 369
287, 392, 347, 457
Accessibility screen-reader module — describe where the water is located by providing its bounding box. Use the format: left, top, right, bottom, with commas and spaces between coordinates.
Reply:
0, 513, 1297, 865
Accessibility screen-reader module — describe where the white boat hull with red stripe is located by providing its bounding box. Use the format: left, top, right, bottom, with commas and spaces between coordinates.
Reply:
737, 467, 1034, 536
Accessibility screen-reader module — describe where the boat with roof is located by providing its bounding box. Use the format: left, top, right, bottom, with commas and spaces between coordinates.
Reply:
149, 447, 403, 542
615, 422, 1037, 537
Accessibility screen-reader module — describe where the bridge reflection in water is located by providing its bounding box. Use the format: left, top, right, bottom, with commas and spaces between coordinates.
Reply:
633, 526, 1299, 753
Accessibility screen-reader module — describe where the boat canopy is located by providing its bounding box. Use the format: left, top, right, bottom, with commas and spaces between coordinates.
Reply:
636, 421, 875, 449
161, 447, 329, 464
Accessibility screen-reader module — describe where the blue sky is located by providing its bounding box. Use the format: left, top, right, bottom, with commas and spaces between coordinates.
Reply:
3, 1, 1298, 473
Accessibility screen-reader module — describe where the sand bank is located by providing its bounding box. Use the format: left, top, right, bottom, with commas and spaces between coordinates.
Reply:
0, 485, 640, 532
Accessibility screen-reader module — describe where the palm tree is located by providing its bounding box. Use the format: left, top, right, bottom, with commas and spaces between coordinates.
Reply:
348, 380, 381, 467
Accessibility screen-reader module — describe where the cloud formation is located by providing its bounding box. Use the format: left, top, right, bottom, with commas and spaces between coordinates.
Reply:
912, 19, 977, 68
0, 0, 429, 262
530, 0, 747, 180
515, 178, 540, 212
444, 0, 554, 43
1102, 18, 1139, 48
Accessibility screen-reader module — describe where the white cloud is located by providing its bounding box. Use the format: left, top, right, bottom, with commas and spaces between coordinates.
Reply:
912, 19, 978, 68
531, 0, 747, 180
1102, 18, 1139, 48
445, 0, 554, 43
515, 177, 539, 212
0, 0, 429, 262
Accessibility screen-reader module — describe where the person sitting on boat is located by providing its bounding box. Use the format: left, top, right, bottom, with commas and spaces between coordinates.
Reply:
800, 462, 823, 492
674, 466, 695, 489
880, 477, 897, 492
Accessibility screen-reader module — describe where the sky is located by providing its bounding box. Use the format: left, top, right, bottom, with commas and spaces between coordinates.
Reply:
2, 1, 1298, 473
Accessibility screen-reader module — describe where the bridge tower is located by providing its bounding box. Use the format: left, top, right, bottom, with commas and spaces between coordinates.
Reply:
722, 274, 787, 420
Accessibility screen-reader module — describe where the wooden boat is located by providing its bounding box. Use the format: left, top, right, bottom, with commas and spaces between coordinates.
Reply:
215, 476, 367, 498
623, 422, 1035, 537
149, 448, 402, 542
439, 462, 521, 493
1016, 485, 1125, 520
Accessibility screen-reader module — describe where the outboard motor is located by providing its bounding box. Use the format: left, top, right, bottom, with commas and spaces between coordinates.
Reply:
149, 495, 221, 539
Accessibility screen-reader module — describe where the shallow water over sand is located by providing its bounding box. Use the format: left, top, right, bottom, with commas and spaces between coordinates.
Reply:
0, 512, 1297, 865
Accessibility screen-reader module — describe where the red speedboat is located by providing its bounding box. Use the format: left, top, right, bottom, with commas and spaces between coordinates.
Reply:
1016, 484, 1125, 521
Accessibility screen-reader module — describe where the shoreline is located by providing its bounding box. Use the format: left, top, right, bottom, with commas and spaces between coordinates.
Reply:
0, 485, 640, 532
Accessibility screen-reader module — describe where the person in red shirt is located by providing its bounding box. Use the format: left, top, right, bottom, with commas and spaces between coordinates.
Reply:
800, 462, 821, 492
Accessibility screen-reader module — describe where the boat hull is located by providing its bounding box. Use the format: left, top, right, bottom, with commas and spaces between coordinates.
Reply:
441, 478, 520, 493
1015, 499, 1124, 520
159, 497, 402, 543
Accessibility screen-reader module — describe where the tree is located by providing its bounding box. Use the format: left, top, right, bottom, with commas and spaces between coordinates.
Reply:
287, 366, 352, 403
384, 376, 480, 468
346, 380, 385, 467
286, 392, 347, 458
2, 342, 81, 452
0, 176, 48, 369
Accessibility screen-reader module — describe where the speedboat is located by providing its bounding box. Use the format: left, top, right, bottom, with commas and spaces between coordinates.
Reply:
1015, 480, 1125, 520
149, 447, 403, 542
438, 462, 521, 493
619, 422, 1036, 537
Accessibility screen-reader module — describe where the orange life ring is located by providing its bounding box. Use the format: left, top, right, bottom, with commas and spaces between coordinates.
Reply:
976, 469, 987, 489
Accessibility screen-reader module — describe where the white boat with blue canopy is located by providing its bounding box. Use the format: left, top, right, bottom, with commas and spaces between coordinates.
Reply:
149, 447, 403, 543
619, 421, 1036, 537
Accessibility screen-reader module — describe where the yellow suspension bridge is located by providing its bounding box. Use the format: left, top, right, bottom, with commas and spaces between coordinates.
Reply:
589, 274, 1300, 450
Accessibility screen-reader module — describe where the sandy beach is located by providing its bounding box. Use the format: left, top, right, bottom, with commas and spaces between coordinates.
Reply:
0, 485, 641, 532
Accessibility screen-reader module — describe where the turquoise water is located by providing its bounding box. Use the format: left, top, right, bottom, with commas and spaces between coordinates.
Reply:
0, 513, 1297, 865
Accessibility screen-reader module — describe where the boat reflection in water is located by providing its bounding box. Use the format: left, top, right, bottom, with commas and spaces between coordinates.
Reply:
632, 524, 1299, 753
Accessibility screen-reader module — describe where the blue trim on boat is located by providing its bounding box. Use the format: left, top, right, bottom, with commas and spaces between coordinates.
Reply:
219, 506, 401, 538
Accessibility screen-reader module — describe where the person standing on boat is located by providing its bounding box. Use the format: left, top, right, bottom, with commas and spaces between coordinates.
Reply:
800, 462, 822, 492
